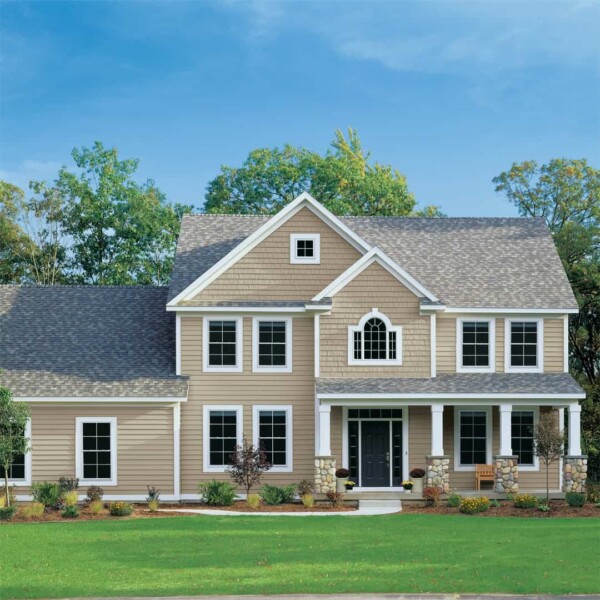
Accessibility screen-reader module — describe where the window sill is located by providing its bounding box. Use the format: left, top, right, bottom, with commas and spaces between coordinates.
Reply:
80, 479, 118, 487
348, 359, 402, 366
505, 366, 543, 374
457, 366, 495, 374
203, 366, 243, 373
252, 366, 292, 373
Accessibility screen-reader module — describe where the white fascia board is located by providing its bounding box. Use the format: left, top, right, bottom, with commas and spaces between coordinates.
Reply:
444, 307, 579, 315
15, 396, 187, 403
420, 304, 447, 312
313, 248, 438, 303
169, 304, 331, 314
318, 393, 585, 402
167, 192, 372, 307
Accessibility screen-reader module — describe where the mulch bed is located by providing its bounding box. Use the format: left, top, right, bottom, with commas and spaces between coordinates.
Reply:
160, 502, 356, 513
401, 500, 600, 518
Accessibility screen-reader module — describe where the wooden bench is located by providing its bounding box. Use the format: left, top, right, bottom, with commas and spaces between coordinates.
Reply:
475, 464, 495, 490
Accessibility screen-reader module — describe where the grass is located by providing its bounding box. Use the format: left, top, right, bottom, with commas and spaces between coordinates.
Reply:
1, 514, 599, 598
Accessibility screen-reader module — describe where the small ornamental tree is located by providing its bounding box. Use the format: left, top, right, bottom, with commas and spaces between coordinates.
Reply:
0, 383, 31, 506
227, 438, 272, 496
534, 411, 567, 501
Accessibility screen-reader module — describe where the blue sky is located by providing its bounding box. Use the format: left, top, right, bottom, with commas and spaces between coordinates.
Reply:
1, 0, 598, 216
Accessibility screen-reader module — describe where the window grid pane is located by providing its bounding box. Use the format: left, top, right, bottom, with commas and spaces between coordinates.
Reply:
459, 411, 487, 465
258, 410, 287, 466
258, 321, 287, 367
82, 422, 112, 480
512, 411, 535, 466
510, 322, 538, 367
353, 331, 362, 360
208, 321, 237, 367
364, 318, 387, 360
462, 322, 490, 367
209, 411, 238, 466
295, 239, 314, 258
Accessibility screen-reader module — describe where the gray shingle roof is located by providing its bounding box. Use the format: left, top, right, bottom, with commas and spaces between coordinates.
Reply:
0, 286, 188, 398
170, 214, 578, 310
317, 373, 584, 396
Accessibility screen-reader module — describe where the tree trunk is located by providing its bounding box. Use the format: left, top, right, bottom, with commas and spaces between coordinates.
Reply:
546, 460, 550, 501
4, 472, 9, 507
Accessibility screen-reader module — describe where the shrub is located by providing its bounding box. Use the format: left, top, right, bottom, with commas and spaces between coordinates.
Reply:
565, 492, 586, 507
538, 501, 550, 512
586, 482, 600, 504
301, 493, 315, 508
85, 486, 104, 503
513, 493, 538, 509
89, 500, 104, 515
0, 505, 17, 521
20, 502, 45, 519
260, 484, 296, 506
459, 496, 490, 514
325, 491, 344, 508
489, 499, 501, 508
63, 490, 79, 507
147, 499, 160, 512
447, 492, 462, 508
31, 482, 61, 508
146, 486, 160, 502
109, 501, 133, 516
0, 486, 16, 508
335, 468, 350, 478
62, 505, 79, 518
423, 486, 441, 507
297, 479, 314, 496
410, 468, 426, 478
58, 477, 79, 492
246, 493, 261, 509
227, 439, 271, 496
198, 480, 237, 506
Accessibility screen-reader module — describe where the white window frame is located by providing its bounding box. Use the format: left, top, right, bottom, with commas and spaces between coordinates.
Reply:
454, 406, 492, 471
252, 317, 293, 373
3, 418, 32, 486
511, 407, 539, 471
456, 318, 496, 373
202, 405, 243, 473
252, 405, 293, 473
504, 318, 544, 373
76, 417, 118, 486
290, 233, 320, 264
202, 317, 244, 373
348, 309, 402, 366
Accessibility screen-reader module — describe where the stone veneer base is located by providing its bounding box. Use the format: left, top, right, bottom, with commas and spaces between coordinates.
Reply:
494, 455, 519, 494
426, 455, 450, 493
314, 456, 336, 494
563, 455, 588, 493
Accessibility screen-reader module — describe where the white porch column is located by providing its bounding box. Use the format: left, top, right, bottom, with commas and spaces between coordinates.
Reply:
568, 404, 582, 456
499, 404, 513, 456
318, 404, 332, 456
430, 405, 444, 455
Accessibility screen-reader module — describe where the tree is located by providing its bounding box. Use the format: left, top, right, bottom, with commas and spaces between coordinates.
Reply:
205, 128, 443, 217
493, 159, 600, 479
226, 438, 271, 496
534, 411, 567, 500
0, 383, 31, 507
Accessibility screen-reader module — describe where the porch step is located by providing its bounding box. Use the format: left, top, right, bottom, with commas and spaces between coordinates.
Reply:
358, 499, 402, 512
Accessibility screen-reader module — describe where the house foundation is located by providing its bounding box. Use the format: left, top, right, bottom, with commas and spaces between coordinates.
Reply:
314, 456, 336, 494
426, 455, 450, 492
494, 455, 519, 494
563, 455, 587, 493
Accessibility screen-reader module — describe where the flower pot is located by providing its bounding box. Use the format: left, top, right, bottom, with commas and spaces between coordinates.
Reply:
344, 485, 354, 492
403, 489, 412, 494
336, 477, 349, 493
412, 477, 424, 494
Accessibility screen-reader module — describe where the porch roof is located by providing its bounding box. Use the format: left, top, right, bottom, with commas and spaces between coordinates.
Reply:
316, 373, 585, 399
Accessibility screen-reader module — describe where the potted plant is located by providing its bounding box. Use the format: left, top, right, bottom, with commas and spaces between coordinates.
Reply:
402, 480, 413, 493
344, 480, 356, 491
410, 468, 426, 494
335, 468, 350, 493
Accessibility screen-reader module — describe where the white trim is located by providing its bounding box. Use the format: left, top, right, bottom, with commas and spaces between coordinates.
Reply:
4, 419, 32, 486
15, 397, 186, 403
202, 405, 243, 473
504, 318, 544, 373
444, 307, 579, 315
175, 314, 182, 375
168, 192, 371, 306
456, 318, 496, 373
498, 403, 513, 456
314, 314, 320, 378
202, 317, 244, 373
511, 406, 540, 471
318, 394, 585, 402
348, 309, 402, 366
558, 408, 565, 491
563, 315, 569, 373
75, 417, 118, 486
252, 317, 293, 373
252, 405, 293, 473
431, 405, 444, 455
313, 247, 438, 303
430, 314, 437, 378
453, 406, 493, 471
290, 233, 320, 264
567, 404, 582, 456
173, 403, 181, 497
168, 306, 324, 313
318, 404, 332, 456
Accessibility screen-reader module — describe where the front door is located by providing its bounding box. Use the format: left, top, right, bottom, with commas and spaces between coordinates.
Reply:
361, 421, 390, 487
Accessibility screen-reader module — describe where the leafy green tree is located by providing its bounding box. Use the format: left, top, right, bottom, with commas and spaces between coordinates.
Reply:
0, 383, 30, 507
205, 129, 443, 217
493, 159, 600, 477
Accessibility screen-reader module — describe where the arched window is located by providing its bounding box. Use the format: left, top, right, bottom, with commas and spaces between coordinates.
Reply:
349, 310, 402, 365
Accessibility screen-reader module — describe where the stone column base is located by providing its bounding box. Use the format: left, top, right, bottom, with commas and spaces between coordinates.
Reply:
494, 455, 519, 494
426, 455, 450, 492
314, 456, 336, 494
563, 455, 587, 493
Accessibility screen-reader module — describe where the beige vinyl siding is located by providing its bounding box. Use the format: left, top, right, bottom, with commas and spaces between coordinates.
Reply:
544, 318, 565, 372
24, 404, 174, 495
180, 315, 315, 492
408, 406, 430, 472
320, 263, 431, 378
185, 208, 362, 304
495, 318, 505, 372
436, 317, 455, 374
331, 406, 343, 463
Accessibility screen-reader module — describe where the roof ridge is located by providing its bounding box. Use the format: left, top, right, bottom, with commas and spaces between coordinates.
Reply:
0, 284, 169, 289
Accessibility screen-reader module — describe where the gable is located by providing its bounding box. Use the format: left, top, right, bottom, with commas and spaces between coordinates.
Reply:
182, 207, 363, 304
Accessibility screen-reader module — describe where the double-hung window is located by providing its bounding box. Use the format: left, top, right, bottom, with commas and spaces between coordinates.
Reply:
505, 319, 543, 372
253, 406, 292, 472
203, 317, 243, 373
348, 309, 402, 365
0, 420, 31, 484
511, 410, 538, 469
203, 406, 243, 472
454, 408, 491, 470
457, 319, 495, 372
76, 417, 117, 485
252, 317, 292, 372
290, 234, 320, 264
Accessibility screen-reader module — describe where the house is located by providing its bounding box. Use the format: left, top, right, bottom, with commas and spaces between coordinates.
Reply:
0, 193, 587, 501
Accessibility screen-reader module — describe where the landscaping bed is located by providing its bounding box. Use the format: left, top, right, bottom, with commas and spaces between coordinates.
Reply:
162, 501, 357, 512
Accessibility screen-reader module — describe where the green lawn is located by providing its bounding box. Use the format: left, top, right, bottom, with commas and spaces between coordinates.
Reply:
1, 515, 599, 598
